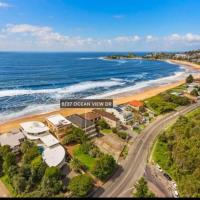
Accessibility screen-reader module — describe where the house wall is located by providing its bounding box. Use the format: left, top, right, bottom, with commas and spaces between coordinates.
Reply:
46, 121, 72, 139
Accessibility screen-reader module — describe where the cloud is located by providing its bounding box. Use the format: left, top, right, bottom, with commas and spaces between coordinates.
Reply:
1, 23, 200, 51
0, 1, 12, 8
167, 33, 200, 43
114, 35, 140, 43
5, 24, 96, 47
146, 35, 158, 42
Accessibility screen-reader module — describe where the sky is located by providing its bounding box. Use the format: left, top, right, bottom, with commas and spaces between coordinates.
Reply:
0, 0, 200, 52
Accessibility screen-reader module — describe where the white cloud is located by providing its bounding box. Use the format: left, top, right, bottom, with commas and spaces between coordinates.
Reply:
114, 35, 140, 43
1, 23, 200, 51
5, 24, 96, 47
0, 1, 12, 8
167, 33, 200, 43
146, 35, 158, 42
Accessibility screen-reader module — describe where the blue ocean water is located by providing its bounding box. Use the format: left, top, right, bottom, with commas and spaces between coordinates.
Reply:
0, 52, 190, 122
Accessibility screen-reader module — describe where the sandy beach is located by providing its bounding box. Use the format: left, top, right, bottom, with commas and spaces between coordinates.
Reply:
0, 59, 199, 133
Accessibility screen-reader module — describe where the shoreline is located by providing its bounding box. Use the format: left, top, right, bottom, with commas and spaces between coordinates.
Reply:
0, 59, 199, 133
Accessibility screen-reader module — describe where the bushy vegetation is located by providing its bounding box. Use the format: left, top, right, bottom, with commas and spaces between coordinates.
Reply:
145, 92, 190, 115
153, 108, 200, 197
0, 141, 64, 197
97, 118, 110, 130
68, 174, 93, 197
62, 126, 87, 145
133, 177, 155, 198
186, 74, 194, 83
73, 142, 116, 181
92, 154, 116, 181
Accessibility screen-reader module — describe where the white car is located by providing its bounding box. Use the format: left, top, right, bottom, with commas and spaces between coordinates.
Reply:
156, 164, 163, 172
173, 190, 179, 198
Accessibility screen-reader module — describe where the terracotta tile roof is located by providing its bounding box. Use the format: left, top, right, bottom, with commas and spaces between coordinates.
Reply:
93, 109, 119, 122
80, 112, 101, 121
128, 100, 144, 107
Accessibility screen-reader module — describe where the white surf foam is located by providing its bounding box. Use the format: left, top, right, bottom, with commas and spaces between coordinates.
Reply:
87, 71, 187, 99
0, 104, 60, 124
0, 80, 125, 98
79, 57, 95, 60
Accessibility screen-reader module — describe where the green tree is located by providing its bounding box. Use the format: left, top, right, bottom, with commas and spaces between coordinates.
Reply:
69, 158, 85, 172
31, 155, 47, 182
12, 175, 27, 194
186, 74, 194, 83
41, 167, 63, 195
3, 152, 16, 174
190, 89, 199, 97
68, 174, 93, 197
63, 126, 87, 145
133, 177, 155, 198
22, 145, 40, 164
7, 165, 18, 183
20, 140, 35, 154
97, 119, 110, 130
92, 154, 116, 181
0, 154, 3, 177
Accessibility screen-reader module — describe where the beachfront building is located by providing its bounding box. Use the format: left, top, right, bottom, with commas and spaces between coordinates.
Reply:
93, 109, 121, 129
0, 131, 25, 153
20, 121, 66, 168
128, 100, 145, 111
66, 114, 98, 138
46, 114, 72, 140
80, 111, 101, 123
106, 106, 133, 125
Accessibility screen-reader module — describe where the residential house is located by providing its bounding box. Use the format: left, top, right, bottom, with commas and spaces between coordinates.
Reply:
66, 114, 98, 138
20, 121, 66, 168
128, 100, 144, 111
80, 111, 101, 123
0, 131, 25, 153
106, 105, 133, 124
93, 109, 121, 128
46, 114, 72, 139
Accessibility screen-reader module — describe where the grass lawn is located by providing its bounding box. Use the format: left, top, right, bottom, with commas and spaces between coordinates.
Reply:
0, 175, 15, 196
73, 146, 96, 171
152, 139, 174, 175
168, 84, 186, 93
101, 129, 113, 134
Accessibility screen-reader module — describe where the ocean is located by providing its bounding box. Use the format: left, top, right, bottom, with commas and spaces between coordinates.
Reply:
0, 52, 195, 123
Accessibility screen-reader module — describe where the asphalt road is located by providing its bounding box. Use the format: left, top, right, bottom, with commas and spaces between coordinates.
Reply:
92, 102, 200, 197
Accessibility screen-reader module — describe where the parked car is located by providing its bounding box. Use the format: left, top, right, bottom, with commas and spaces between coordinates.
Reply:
173, 190, 179, 198
156, 164, 163, 172
163, 173, 172, 181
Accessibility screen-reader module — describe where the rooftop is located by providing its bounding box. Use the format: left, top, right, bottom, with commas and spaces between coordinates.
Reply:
93, 109, 119, 122
20, 121, 49, 134
80, 111, 101, 121
40, 134, 59, 147
66, 114, 94, 129
42, 144, 65, 167
46, 114, 71, 127
128, 100, 144, 107
0, 132, 25, 148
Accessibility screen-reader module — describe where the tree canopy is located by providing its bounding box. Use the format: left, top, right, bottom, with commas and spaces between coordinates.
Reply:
68, 174, 93, 197
133, 177, 155, 198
